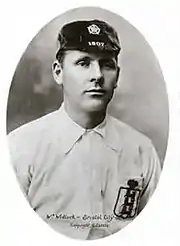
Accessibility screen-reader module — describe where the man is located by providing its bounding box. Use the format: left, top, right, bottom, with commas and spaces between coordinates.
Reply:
8, 19, 161, 240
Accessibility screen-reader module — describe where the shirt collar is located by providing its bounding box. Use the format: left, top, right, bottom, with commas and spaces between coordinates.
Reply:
56, 104, 120, 154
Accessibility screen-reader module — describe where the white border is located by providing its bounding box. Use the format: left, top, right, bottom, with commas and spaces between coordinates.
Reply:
0, 1, 180, 246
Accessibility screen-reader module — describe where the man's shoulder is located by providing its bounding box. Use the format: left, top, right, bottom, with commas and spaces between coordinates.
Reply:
8, 110, 59, 144
108, 116, 152, 147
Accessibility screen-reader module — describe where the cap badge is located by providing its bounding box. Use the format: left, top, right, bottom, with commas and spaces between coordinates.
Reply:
87, 24, 100, 35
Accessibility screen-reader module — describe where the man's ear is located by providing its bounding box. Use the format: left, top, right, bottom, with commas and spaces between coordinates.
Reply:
52, 60, 63, 85
114, 66, 120, 89
116, 66, 120, 81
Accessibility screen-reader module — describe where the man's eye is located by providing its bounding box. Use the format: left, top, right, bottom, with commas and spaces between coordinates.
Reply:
101, 60, 116, 69
77, 60, 90, 67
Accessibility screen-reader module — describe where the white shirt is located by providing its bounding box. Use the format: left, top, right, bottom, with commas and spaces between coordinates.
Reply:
8, 104, 161, 240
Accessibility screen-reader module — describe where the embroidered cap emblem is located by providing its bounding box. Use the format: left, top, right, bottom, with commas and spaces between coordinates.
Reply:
113, 179, 141, 219
87, 24, 100, 35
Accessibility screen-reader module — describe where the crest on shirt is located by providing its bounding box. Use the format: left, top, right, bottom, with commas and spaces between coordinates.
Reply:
113, 179, 141, 219
87, 24, 100, 35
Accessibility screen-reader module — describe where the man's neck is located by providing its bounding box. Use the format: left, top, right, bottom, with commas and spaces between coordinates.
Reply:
64, 102, 107, 129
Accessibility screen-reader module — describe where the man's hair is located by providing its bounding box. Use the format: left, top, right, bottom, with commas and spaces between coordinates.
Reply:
56, 49, 66, 67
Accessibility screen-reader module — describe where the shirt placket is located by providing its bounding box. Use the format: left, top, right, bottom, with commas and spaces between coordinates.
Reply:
81, 130, 94, 208
82, 130, 108, 239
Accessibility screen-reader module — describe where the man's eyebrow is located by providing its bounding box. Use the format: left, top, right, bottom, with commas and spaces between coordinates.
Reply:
101, 58, 115, 62
73, 55, 117, 65
74, 56, 92, 64
100, 57, 117, 65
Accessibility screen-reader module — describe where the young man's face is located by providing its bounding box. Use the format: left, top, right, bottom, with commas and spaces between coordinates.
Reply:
55, 50, 119, 113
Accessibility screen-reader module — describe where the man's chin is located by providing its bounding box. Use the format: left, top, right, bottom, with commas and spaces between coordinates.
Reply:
82, 99, 108, 113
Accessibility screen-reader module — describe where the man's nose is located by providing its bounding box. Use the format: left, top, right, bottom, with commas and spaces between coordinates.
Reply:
90, 61, 104, 84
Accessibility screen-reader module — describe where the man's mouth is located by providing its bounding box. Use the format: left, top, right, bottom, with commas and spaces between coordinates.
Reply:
85, 88, 106, 95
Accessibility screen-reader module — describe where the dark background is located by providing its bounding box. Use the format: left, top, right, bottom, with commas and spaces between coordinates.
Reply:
6, 7, 169, 166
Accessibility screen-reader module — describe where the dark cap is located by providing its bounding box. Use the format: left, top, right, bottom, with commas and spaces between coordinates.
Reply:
56, 19, 121, 59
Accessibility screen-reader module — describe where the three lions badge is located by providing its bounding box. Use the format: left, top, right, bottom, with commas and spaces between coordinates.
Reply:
114, 179, 141, 219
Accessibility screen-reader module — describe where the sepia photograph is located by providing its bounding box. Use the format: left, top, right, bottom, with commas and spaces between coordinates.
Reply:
6, 6, 169, 240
